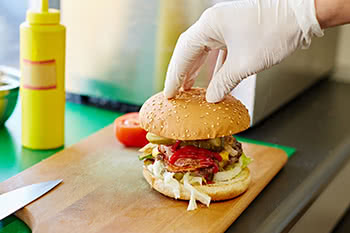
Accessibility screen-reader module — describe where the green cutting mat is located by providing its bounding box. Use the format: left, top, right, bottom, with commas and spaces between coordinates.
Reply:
0, 102, 295, 233
236, 137, 296, 158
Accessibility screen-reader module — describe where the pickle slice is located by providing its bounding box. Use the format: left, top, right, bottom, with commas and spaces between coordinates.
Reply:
181, 138, 223, 151
146, 133, 224, 151
174, 173, 184, 181
146, 133, 176, 145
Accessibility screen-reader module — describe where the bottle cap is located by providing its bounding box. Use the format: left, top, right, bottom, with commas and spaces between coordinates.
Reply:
27, 8, 60, 24
27, 0, 59, 24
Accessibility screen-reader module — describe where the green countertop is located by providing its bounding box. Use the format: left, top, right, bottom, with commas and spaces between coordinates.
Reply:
0, 100, 122, 232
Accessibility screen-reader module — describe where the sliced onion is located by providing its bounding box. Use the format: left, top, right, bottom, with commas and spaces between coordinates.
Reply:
213, 165, 241, 182
224, 144, 238, 157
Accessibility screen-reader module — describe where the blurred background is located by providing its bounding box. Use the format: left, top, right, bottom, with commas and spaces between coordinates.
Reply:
0, 0, 349, 123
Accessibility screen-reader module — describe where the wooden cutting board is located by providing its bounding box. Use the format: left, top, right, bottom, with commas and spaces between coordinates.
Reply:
0, 125, 287, 233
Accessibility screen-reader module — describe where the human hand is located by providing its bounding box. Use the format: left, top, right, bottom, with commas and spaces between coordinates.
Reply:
164, 0, 323, 103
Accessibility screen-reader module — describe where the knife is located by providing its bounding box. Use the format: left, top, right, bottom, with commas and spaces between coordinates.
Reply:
0, 179, 62, 220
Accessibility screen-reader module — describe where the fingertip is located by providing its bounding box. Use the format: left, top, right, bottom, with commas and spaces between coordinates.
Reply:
183, 79, 195, 91
205, 89, 223, 103
163, 86, 177, 99
164, 72, 180, 99
206, 73, 227, 103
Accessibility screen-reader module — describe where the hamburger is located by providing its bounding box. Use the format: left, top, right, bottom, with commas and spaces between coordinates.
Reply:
138, 88, 252, 210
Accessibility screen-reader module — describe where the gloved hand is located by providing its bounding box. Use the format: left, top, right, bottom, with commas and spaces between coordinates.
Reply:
164, 0, 323, 103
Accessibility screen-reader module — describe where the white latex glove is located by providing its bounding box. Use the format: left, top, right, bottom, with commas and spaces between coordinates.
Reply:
164, 0, 323, 103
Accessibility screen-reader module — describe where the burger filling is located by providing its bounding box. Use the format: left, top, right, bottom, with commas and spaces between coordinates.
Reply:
139, 133, 252, 210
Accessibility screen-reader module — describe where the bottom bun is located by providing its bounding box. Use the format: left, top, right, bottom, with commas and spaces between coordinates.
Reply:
143, 167, 251, 201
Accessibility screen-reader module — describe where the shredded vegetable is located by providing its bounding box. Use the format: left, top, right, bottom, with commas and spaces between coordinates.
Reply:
152, 160, 164, 178
139, 143, 157, 152
152, 146, 160, 157
163, 172, 180, 199
183, 173, 211, 210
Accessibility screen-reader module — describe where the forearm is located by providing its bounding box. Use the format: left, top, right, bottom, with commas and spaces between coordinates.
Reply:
316, 0, 350, 28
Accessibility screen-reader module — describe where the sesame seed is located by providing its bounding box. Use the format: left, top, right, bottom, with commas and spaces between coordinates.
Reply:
206, 112, 209, 115
207, 134, 210, 138
216, 122, 220, 126
174, 110, 177, 114
225, 108, 229, 111
184, 114, 188, 118
204, 122, 208, 125
211, 124, 214, 128
185, 129, 189, 133
217, 117, 220, 120
218, 107, 222, 110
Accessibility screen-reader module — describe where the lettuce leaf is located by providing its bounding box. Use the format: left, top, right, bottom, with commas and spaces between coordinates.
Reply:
239, 152, 252, 169
139, 143, 157, 152
138, 154, 153, 161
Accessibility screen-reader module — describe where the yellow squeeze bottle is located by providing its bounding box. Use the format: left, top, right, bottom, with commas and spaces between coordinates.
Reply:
20, 0, 66, 149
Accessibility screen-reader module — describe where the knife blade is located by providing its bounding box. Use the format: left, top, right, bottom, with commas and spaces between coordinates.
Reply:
0, 179, 62, 220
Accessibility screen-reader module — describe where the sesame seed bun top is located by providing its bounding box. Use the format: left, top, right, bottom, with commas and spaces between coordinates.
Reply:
139, 88, 250, 140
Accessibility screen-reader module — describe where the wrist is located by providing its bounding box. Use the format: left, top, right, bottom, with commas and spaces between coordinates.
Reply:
316, 0, 350, 28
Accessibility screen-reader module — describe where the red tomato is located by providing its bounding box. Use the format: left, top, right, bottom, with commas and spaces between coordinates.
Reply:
114, 112, 148, 147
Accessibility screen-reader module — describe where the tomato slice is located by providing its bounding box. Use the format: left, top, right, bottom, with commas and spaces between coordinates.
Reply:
114, 112, 148, 147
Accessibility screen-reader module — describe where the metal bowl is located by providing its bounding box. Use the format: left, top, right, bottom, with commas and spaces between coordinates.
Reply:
0, 68, 19, 125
